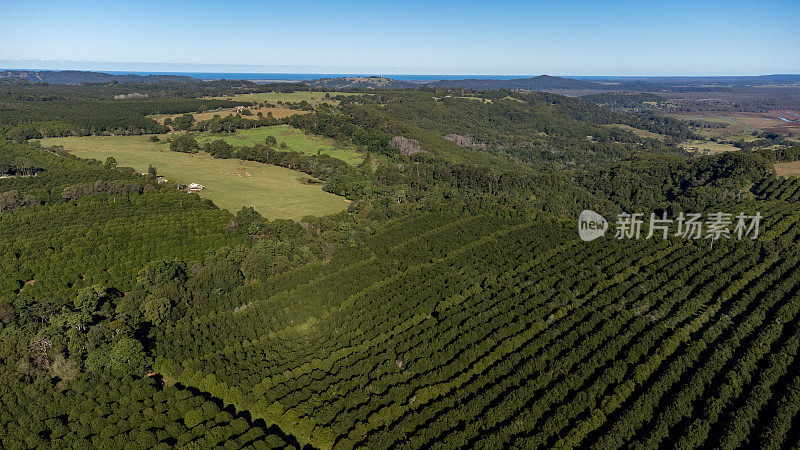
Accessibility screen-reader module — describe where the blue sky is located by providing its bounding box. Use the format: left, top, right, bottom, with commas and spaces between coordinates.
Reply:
1, 0, 798, 75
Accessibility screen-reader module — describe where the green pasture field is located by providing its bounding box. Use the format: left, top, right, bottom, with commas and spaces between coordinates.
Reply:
604, 123, 669, 141
194, 125, 364, 165
458, 96, 492, 103
681, 139, 741, 154
667, 112, 761, 141
500, 95, 526, 103
39, 135, 350, 220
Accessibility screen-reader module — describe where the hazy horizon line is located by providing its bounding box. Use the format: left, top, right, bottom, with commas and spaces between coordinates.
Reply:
1, 59, 797, 78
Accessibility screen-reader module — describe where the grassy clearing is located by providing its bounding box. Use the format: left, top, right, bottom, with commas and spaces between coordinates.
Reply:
151, 106, 306, 124
193, 125, 363, 165
774, 161, 800, 177
713, 113, 759, 133
40, 135, 350, 220
668, 112, 757, 141
680, 139, 740, 154
667, 111, 800, 140
695, 128, 760, 142
500, 95, 526, 103
604, 124, 669, 141
458, 96, 492, 103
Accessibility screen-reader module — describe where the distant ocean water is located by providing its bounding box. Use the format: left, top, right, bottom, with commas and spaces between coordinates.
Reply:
105, 71, 530, 82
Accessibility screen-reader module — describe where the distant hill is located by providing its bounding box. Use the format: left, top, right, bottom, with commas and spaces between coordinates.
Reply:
0, 70, 196, 84
420, 74, 800, 92
309, 74, 623, 92
587, 74, 800, 86
426, 75, 605, 90
308, 76, 417, 90
747, 74, 800, 84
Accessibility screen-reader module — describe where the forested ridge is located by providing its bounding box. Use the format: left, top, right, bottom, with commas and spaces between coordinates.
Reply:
0, 69, 196, 84
3, 78, 800, 449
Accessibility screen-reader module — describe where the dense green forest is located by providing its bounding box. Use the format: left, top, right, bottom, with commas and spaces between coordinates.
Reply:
1, 373, 297, 448
2, 77, 800, 448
